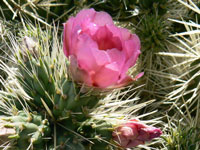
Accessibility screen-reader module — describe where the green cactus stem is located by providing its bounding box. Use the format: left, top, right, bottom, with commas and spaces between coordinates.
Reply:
0, 111, 50, 150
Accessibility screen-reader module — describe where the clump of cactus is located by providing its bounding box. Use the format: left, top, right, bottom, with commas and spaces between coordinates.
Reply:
3, 0, 200, 149
155, 0, 200, 113
0, 17, 162, 149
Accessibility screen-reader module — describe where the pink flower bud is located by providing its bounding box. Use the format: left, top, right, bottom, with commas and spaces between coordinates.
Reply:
112, 119, 162, 148
63, 9, 142, 88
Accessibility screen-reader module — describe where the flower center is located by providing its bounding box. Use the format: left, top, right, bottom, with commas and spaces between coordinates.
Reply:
93, 26, 122, 51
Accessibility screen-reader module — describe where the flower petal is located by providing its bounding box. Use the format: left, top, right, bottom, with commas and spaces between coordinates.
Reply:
137, 128, 150, 141
81, 20, 98, 36
138, 127, 162, 141
120, 28, 132, 40
105, 25, 123, 49
93, 62, 120, 88
69, 56, 93, 86
93, 11, 114, 26
75, 34, 98, 71
76, 34, 110, 72
124, 34, 141, 58
119, 49, 140, 81
113, 135, 129, 147
120, 126, 138, 140
107, 48, 125, 71
126, 140, 144, 148
74, 9, 96, 26
115, 72, 144, 87
93, 26, 122, 50
63, 17, 75, 56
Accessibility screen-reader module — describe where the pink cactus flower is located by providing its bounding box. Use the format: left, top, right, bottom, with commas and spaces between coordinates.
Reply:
63, 9, 143, 88
112, 119, 162, 148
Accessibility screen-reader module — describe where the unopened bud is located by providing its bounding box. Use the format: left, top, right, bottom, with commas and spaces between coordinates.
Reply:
112, 119, 162, 148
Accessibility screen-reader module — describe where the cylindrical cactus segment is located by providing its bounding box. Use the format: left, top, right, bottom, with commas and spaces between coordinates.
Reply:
0, 111, 50, 150
16, 54, 54, 108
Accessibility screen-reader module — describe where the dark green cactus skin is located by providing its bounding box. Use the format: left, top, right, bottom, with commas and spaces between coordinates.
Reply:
139, 0, 168, 15
48, 126, 86, 150
78, 118, 114, 150
48, 118, 114, 150
2, 111, 50, 150
91, 0, 138, 20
